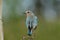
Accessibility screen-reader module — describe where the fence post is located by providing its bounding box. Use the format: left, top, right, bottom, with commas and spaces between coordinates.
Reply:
0, 0, 4, 40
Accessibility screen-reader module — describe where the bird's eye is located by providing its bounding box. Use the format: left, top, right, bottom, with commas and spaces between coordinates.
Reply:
27, 12, 30, 13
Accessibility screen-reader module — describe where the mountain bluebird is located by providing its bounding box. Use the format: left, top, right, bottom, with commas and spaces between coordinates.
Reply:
25, 10, 38, 36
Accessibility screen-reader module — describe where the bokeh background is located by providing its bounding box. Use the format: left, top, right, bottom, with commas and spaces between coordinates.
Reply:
2, 0, 60, 40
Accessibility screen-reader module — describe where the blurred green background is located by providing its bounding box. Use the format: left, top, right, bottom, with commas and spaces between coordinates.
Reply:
3, 0, 60, 40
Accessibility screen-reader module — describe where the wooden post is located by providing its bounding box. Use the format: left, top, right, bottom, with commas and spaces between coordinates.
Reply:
0, 0, 4, 40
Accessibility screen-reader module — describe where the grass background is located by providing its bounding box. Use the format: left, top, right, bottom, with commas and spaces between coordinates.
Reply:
3, 16, 60, 40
